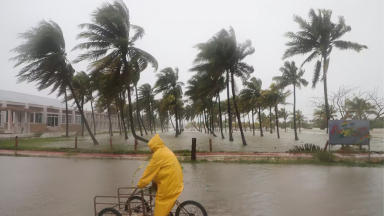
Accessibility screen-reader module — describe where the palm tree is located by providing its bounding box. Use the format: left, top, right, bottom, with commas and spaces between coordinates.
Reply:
283, 9, 367, 129
138, 83, 155, 134
295, 110, 305, 133
132, 70, 145, 136
191, 27, 254, 146
273, 61, 308, 140
239, 77, 263, 137
346, 96, 375, 120
67, 72, 89, 136
73, 0, 158, 142
154, 67, 184, 137
278, 108, 290, 132
269, 84, 291, 138
10, 20, 99, 144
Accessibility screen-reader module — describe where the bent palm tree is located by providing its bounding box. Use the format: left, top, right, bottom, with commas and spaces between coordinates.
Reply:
283, 9, 367, 129
73, 0, 158, 142
273, 61, 308, 141
154, 67, 184, 137
10, 20, 98, 144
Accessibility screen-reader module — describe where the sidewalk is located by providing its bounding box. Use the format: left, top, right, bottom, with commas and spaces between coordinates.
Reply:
0, 149, 381, 162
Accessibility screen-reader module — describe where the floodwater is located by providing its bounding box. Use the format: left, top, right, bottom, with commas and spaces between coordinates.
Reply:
0, 156, 382, 216
38, 129, 384, 153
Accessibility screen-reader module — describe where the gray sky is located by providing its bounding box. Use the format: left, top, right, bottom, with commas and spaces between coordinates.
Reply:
1, 0, 383, 119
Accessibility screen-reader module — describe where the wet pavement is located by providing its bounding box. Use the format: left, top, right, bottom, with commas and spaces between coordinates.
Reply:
37, 129, 384, 153
0, 156, 382, 216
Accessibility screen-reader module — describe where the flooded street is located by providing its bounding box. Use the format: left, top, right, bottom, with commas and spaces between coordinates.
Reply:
0, 156, 382, 216
37, 130, 384, 153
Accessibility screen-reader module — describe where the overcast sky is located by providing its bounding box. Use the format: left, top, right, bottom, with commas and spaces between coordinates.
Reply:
1, 0, 383, 119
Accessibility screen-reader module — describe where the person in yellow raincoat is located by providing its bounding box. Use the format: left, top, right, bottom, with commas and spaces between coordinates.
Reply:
137, 134, 184, 216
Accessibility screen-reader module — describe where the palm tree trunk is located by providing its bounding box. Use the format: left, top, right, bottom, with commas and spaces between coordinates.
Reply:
170, 115, 176, 130
160, 116, 163, 133
226, 70, 234, 141
269, 107, 273, 134
293, 85, 299, 140
149, 107, 153, 134
117, 107, 122, 135
258, 107, 263, 137
248, 113, 251, 132
174, 106, 179, 137
107, 104, 113, 136
153, 112, 156, 134
210, 99, 215, 134
140, 112, 148, 135
230, 70, 247, 146
134, 85, 143, 136
275, 105, 280, 139
65, 91, 69, 137
179, 108, 182, 133
323, 56, 330, 135
252, 108, 255, 136
91, 100, 96, 135
81, 97, 84, 136
126, 84, 149, 143
67, 81, 98, 145
243, 114, 246, 132
118, 93, 128, 140
218, 95, 225, 139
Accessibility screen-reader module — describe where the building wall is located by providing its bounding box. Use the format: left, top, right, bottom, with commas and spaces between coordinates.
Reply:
0, 99, 120, 135
30, 124, 50, 133
61, 124, 82, 133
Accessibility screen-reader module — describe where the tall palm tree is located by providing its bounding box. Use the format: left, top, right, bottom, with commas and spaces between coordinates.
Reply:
132, 70, 145, 136
154, 67, 184, 137
138, 83, 155, 134
278, 108, 290, 132
240, 77, 263, 136
191, 27, 254, 146
268, 83, 291, 138
73, 0, 158, 142
273, 61, 308, 140
283, 9, 367, 129
10, 20, 98, 144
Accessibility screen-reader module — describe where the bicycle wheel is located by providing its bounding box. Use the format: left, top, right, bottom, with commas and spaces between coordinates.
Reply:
124, 196, 151, 213
175, 200, 208, 216
98, 207, 122, 216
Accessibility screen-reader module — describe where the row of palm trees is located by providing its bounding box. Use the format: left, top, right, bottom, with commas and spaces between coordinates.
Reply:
11, 1, 367, 145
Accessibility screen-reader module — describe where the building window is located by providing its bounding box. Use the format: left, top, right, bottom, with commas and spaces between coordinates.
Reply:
34, 113, 43, 123
5, 111, 8, 123
30, 113, 34, 123
47, 114, 58, 127
75, 115, 82, 124
62, 114, 72, 124
17, 112, 22, 123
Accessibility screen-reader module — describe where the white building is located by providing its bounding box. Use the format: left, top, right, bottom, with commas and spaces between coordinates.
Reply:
0, 89, 119, 135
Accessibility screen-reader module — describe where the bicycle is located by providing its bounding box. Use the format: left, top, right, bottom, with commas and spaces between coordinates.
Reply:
94, 186, 208, 216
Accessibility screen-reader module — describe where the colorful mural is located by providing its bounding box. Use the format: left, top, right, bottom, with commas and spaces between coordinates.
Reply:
328, 120, 370, 145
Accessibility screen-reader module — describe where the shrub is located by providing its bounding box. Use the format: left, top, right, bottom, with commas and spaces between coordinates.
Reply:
313, 151, 334, 162
288, 144, 322, 153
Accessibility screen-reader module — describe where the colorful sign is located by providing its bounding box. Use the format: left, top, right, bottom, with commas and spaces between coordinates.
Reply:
328, 120, 370, 145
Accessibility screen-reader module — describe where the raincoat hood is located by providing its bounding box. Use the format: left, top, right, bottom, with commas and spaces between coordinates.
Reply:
148, 134, 165, 152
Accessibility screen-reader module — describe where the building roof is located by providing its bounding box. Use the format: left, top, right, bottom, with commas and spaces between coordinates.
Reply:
0, 89, 70, 109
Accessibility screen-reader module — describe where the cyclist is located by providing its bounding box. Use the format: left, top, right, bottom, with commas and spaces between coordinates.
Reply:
137, 134, 184, 216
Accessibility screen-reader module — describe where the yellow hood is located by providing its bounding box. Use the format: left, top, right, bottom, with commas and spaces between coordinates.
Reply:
148, 134, 165, 152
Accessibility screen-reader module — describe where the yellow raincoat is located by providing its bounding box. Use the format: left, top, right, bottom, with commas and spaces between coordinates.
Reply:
137, 134, 184, 216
